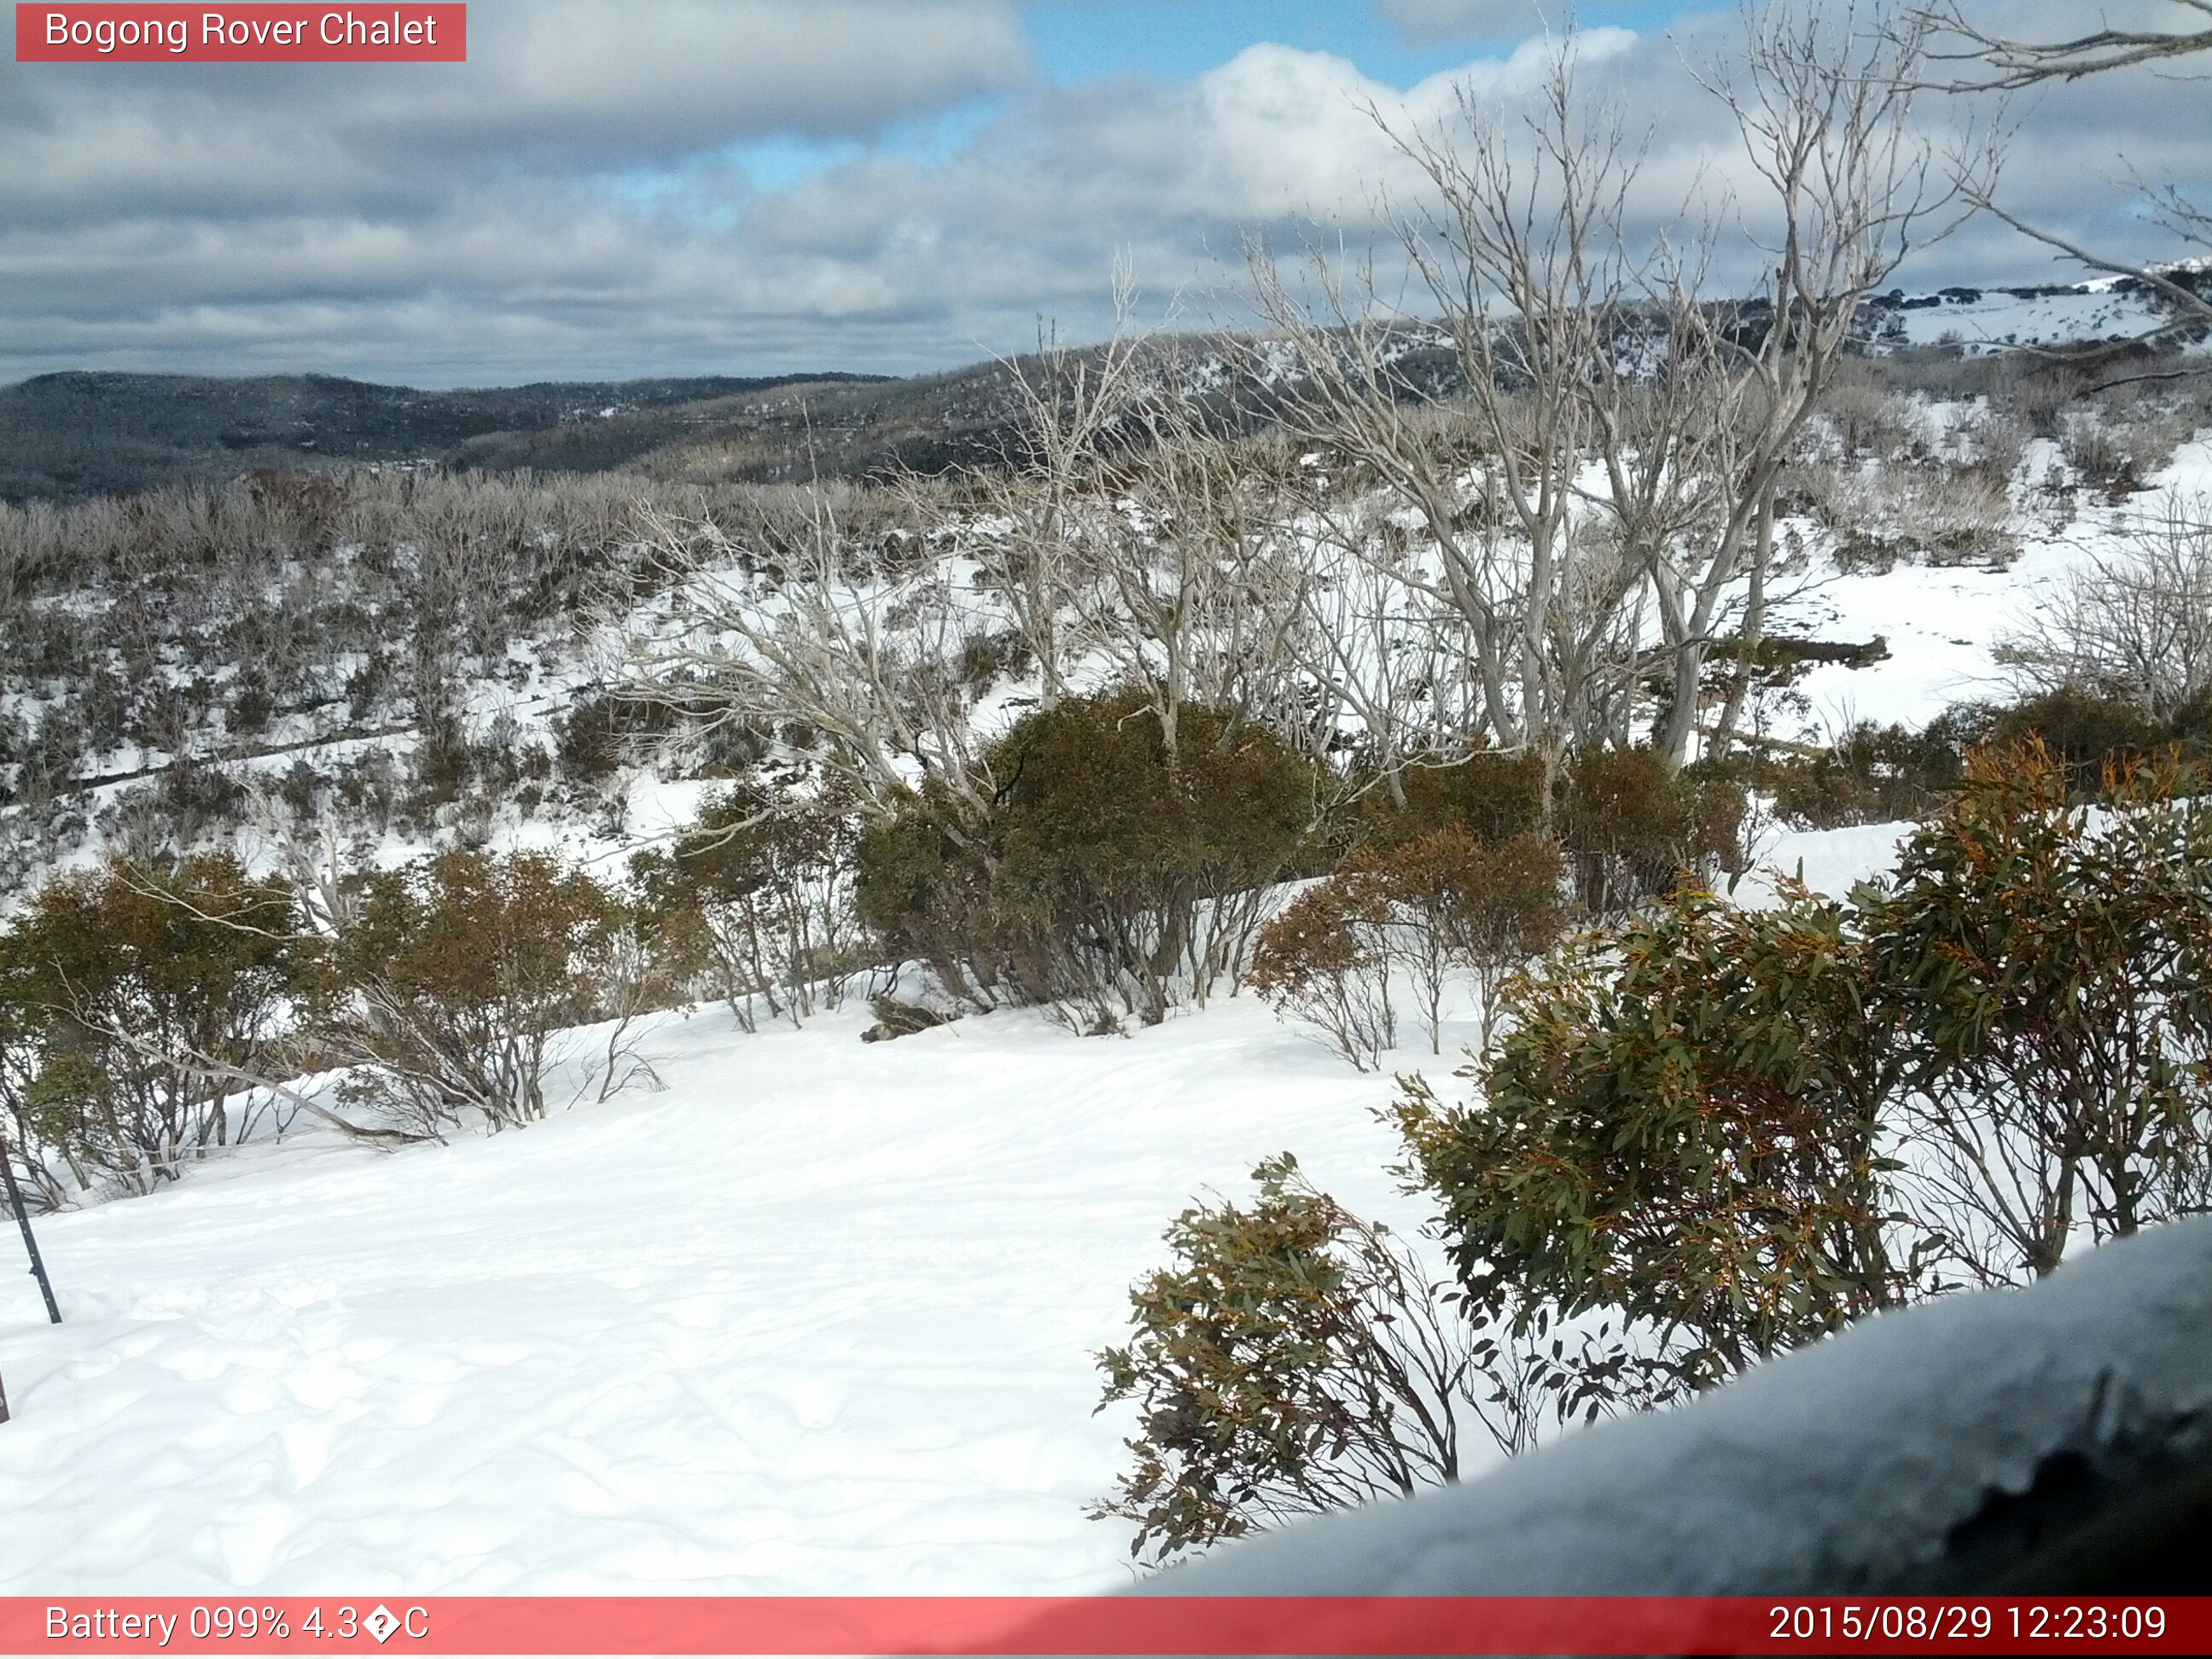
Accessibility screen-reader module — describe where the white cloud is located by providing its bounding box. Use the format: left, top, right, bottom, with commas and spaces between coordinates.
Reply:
0, 4, 2205, 386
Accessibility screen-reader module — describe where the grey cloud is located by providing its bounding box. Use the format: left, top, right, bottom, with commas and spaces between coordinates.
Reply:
1374, 0, 1545, 41
2, 4, 2207, 387
0, 1, 1028, 223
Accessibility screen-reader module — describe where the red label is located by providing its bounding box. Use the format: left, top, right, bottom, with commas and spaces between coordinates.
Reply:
0, 1597, 2205, 1656
15, 4, 466, 61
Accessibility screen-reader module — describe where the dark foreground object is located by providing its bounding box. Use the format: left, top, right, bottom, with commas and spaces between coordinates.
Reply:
1136, 1220, 2211, 1596
1, 1135, 62, 1327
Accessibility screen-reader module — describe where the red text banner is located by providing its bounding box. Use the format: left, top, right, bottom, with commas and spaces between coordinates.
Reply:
0, 1597, 2204, 1656
15, 5, 465, 61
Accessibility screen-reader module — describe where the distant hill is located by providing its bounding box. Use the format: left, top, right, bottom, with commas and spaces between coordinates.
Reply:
0, 370, 894, 503
0, 353, 1157, 504
12, 269, 2206, 505
442, 358, 1056, 486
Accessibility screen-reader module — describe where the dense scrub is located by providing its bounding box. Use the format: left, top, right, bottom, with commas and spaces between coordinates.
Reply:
0, 467, 946, 882
1107, 742, 2212, 1556
858, 692, 1322, 1027
1, 845, 682, 1204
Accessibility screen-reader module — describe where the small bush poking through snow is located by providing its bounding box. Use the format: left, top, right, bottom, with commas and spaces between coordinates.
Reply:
632, 783, 864, 1031
1248, 830, 1566, 1068
1093, 1153, 1681, 1566
1246, 873, 1400, 1071
311, 849, 632, 1138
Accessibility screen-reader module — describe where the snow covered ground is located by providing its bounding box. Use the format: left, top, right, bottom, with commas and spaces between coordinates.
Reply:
1879, 282, 2173, 354
1781, 434, 2212, 735
0, 992, 1429, 1594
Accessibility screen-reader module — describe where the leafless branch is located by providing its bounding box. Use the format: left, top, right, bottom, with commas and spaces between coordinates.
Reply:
1920, 1, 2212, 90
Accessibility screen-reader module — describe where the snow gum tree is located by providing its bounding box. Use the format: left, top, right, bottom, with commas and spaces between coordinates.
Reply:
1245, 4, 1986, 780
1667, 1, 1987, 762
959, 280, 1152, 710
1995, 497, 2212, 723
1244, 50, 1650, 795
620, 488, 1006, 841
1929, 0, 2212, 344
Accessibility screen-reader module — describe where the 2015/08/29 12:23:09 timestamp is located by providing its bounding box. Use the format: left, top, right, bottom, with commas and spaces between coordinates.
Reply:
12, 1598, 2200, 1655
1769, 1601, 2173, 1645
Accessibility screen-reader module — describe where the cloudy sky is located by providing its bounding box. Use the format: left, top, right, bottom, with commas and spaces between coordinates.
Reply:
3, 0, 2206, 387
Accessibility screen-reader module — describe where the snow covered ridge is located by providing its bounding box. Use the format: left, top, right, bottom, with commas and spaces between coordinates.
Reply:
1857, 274, 2209, 354
1135, 1219, 2212, 1598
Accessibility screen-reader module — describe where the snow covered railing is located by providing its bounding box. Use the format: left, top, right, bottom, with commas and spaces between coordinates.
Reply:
1134, 1220, 2211, 1596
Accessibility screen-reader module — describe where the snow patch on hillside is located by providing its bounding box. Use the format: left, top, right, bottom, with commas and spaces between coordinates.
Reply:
1781, 434, 2212, 735
1879, 285, 2173, 353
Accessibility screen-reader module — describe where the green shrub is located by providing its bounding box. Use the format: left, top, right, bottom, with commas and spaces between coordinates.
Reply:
311, 849, 626, 1136
1866, 740, 2212, 1280
1398, 737, 2212, 1394
1758, 690, 2212, 831
1981, 686, 2212, 795
1557, 747, 1743, 915
1766, 719, 1966, 829
853, 792, 1026, 1007
551, 690, 741, 784
227, 672, 276, 736
1249, 830, 1568, 1068
1093, 1154, 1678, 1564
1396, 887, 1915, 1391
1247, 871, 1399, 1069
1989, 687, 2160, 780
858, 691, 1321, 1024
632, 784, 862, 1029
1383, 829, 1568, 1045
1356, 751, 1547, 853
0, 855, 300, 1197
